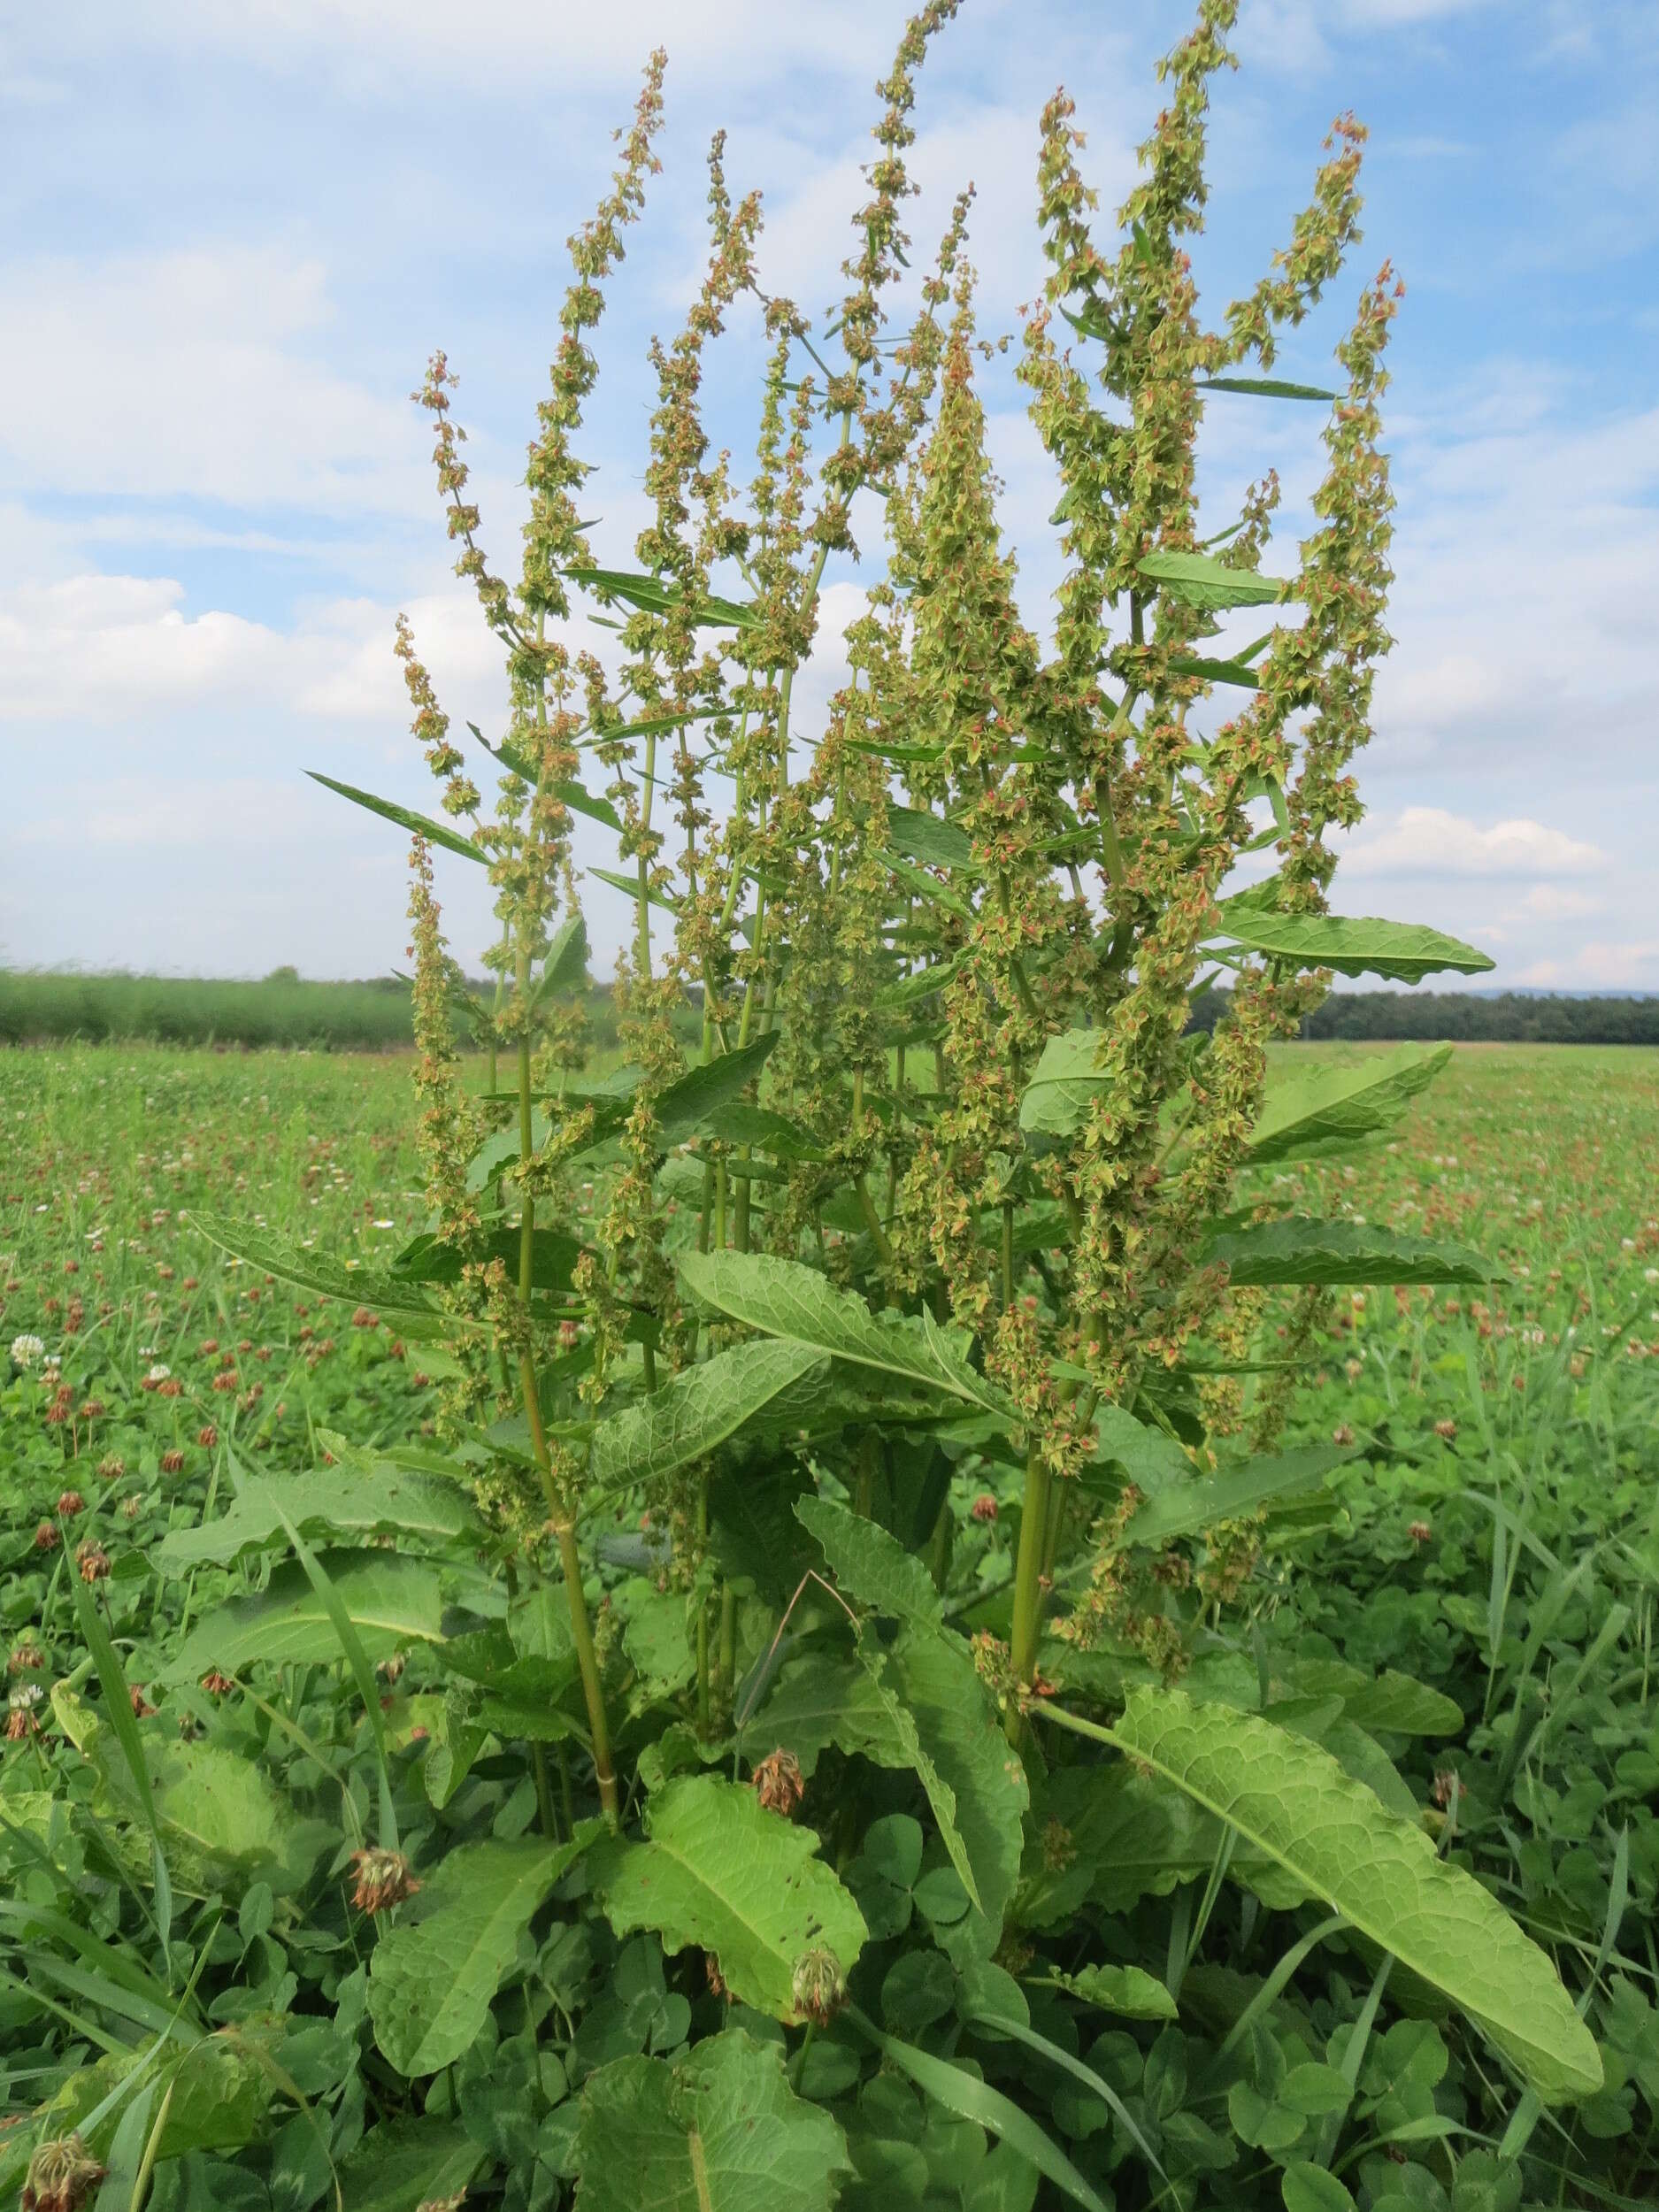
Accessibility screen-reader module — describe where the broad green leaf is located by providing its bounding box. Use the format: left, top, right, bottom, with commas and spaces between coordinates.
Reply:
1281, 2164, 1356, 2212
876, 949, 972, 1009
157, 1461, 480, 1570
306, 771, 484, 864
1018, 1029, 1109, 1140
1087, 1402, 1194, 1492
886, 805, 978, 872
890, 1628, 1027, 1963
165, 1553, 444, 1681
391, 1221, 583, 1293
590, 1775, 866, 2022
369, 1829, 601, 2074
573, 2029, 849, 2212
590, 1340, 827, 1492
795, 1495, 943, 1628
591, 864, 681, 913
334, 2120, 485, 2212
187, 1210, 443, 1323
654, 1033, 780, 1148
678, 1250, 1016, 1422
555, 777, 623, 832
1043, 1963, 1178, 2021
877, 847, 974, 919
848, 2010, 1108, 2212
1207, 1217, 1502, 1287
88, 1733, 329, 1895
565, 564, 757, 630
849, 1632, 981, 1912
1211, 910, 1494, 983
1246, 1045, 1452, 1164
1117, 1446, 1342, 1548
1168, 654, 1266, 689
1071, 1689, 1603, 2102
1137, 549, 1290, 610
1198, 376, 1336, 401
1282, 1661, 1463, 1738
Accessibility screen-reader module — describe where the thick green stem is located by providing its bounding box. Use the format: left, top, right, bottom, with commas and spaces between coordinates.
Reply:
511, 945, 618, 1828
1007, 1441, 1052, 1739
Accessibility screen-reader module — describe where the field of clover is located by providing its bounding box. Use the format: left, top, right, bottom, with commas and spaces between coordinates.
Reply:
4, 4, 1658, 2210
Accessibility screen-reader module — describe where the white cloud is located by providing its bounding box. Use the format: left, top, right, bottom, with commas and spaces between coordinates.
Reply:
1339, 808, 1606, 878
0, 248, 426, 516
1518, 942, 1659, 989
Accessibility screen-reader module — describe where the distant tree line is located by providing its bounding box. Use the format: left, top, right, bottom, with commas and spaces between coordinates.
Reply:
1188, 987, 1659, 1045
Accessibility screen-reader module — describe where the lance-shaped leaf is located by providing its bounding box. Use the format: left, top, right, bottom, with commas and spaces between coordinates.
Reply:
1206, 1217, 1503, 1287
391, 1222, 584, 1294
590, 1340, 828, 1492
1042, 1963, 1179, 2021
678, 1250, 1016, 1421
1168, 654, 1268, 689
1116, 1446, 1342, 1549
369, 1829, 602, 2075
1210, 910, 1494, 983
589, 1775, 866, 2022
157, 1461, 480, 1570
306, 772, 484, 864
1018, 1028, 1110, 1140
572, 2029, 849, 2212
165, 1553, 444, 1681
188, 1210, 444, 1323
1197, 375, 1336, 401
1050, 1690, 1602, 2104
1246, 1044, 1451, 1164
1138, 549, 1291, 610
565, 564, 757, 631
591, 865, 681, 913
886, 805, 978, 872
654, 1033, 780, 1148
795, 1495, 942, 1628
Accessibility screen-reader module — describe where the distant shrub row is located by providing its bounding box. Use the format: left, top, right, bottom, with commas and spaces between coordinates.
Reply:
0, 970, 696, 1053
1189, 987, 1659, 1045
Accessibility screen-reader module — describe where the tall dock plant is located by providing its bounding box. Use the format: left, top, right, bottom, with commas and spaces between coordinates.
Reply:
183, 1, 1603, 2198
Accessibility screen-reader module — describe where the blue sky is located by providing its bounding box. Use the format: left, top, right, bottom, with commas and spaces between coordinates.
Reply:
3, 0, 1655, 987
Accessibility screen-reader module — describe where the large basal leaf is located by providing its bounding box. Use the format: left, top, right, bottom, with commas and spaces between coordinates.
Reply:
334, 2120, 485, 2212
165, 1553, 444, 1681
573, 2029, 849, 2212
1245, 1045, 1452, 1165
1210, 910, 1494, 983
1206, 1217, 1502, 1287
1137, 549, 1290, 610
1280, 1659, 1463, 1739
795, 1495, 943, 1629
590, 1775, 867, 2022
1018, 1028, 1109, 1140
590, 1339, 827, 1492
678, 1249, 1016, 1421
890, 1628, 1027, 1964
87, 1731, 330, 1895
306, 771, 484, 864
370, 1829, 601, 2075
1117, 1446, 1342, 1550
157, 1460, 480, 1570
1081, 1690, 1603, 2103
188, 1210, 444, 1323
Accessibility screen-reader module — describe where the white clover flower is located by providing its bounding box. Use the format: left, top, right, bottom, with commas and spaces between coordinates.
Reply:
9, 1333, 46, 1371
146, 1362, 172, 1384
